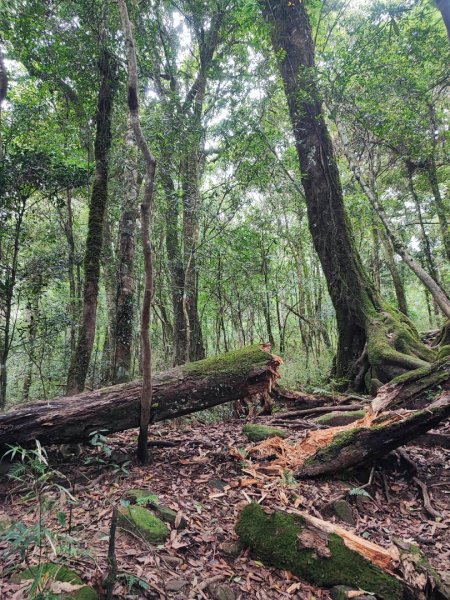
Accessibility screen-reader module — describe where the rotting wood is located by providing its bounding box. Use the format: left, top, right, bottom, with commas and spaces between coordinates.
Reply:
0, 345, 281, 451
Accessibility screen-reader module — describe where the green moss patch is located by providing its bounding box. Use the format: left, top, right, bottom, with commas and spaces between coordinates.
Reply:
123, 489, 186, 527
315, 410, 365, 426
17, 563, 97, 599
242, 424, 288, 442
117, 505, 169, 543
182, 345, 270, 378
236, 503, 403, 599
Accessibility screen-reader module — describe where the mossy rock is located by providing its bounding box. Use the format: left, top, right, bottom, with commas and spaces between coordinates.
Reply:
117, 505, 169, 543
333, 500, 355, 526
315, 410, 365, 427
123, 489, 186, 527
242, 424, 288, 442
236, 503, 404, 599
16, 563, 97, 599
124, 488, 160, 505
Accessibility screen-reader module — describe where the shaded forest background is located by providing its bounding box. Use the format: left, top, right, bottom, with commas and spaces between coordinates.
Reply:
0, 0, 449, 407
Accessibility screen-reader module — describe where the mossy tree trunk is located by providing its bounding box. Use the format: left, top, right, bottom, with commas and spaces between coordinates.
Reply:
66, 48, 118, 395
260, 0, 438, 390
112, 123, 140, 384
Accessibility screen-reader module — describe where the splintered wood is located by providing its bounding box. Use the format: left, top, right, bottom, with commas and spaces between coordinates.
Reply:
240, 413, 374, 473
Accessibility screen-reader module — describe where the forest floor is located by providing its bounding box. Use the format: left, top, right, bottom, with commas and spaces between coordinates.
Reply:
0, 415, 449, 599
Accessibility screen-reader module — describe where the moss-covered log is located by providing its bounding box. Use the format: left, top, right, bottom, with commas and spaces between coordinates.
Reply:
296, 392, 450, 478
236, 503, 442, 599
0, 345, 281, 450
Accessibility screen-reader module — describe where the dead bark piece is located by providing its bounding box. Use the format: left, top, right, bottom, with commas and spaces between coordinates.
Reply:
296, 393, 450, 479
235, 503, 442, 599
0, 345, 281, 450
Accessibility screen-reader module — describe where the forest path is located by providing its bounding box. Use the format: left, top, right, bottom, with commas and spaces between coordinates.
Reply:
1, 417, 449, 599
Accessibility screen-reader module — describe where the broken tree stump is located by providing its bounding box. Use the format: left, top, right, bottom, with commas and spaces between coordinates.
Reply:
236, 503, 443, 599
0, 345, 281, 450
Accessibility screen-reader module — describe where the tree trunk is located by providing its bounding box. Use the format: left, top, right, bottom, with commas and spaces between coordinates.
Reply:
0, 199, 25, 409
426, 157, 450, 264
380, 231, 408, 316
66, 48, 118, 395
22, 290, 40, 401
0, 346, 281, 449
236, 503, 442, 599
259, 0, 393, 388
100, 215, 117, 385
436, 0, 450, 40
118, 0, 157, 464
113, 124, 139, 384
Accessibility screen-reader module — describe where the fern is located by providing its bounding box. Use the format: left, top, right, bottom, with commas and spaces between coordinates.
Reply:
348, 487, 372, 499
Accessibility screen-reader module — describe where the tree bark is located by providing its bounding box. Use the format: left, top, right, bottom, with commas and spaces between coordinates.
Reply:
66, 48, 118, 395
118, 0, 157, 464
259, 0, 377, 383
0, 346, 281, 450
380, 230, 408, 316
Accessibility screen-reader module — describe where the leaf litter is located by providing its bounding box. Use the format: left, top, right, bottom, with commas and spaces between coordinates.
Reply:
0, 417, 449, 599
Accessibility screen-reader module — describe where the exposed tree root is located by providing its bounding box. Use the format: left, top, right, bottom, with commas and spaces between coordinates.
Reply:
364, 310, 437, 392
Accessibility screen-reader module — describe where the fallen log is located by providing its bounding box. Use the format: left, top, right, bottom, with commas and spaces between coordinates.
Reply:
268, 403, 366, 420
296, 393, 450, 478
271, 385, 366, 408
236, 503, 444, 599
243, 360, 450, 479
0, 345, 281, 451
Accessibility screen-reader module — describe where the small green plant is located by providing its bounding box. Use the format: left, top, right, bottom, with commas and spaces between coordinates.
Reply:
348, 486, 373, 499
1, 442, 78, 598
118, 571, 151, 593
85, 430, 131, 476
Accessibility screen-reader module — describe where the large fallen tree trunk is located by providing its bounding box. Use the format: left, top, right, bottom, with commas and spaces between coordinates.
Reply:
236, 503, 445, 599
0, 345, 281, 450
